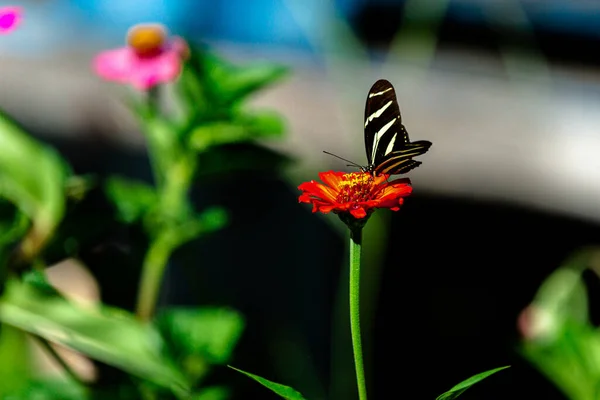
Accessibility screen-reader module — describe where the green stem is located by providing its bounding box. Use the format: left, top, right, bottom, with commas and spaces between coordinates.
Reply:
144, 87, 164, 188
349, 227, 367, 400
135, 233, 175, 321
134, 156, 196, 322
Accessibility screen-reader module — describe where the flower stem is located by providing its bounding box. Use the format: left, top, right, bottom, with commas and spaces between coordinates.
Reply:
135, 233, 175, 321
134, 87, 196, 322
349, 227, 367, 400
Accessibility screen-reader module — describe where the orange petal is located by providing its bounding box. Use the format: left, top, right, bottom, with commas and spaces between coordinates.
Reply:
318, 204, 336, 214
319, 171, 345, 189
377, 183, 412, 201
377, 197, 404, 209
299, 181, 338, 202
373, 174, 390, 186
350, 207, 367, 218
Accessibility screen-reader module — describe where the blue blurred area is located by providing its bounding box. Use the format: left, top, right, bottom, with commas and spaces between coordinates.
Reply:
1, 0, 600, 56
448, 1, 600, 38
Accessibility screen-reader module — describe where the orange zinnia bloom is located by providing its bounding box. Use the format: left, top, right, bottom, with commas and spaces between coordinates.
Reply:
298, 171, 412, 219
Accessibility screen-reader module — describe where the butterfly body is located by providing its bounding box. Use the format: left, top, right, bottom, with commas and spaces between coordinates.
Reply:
363, 79, 432, 176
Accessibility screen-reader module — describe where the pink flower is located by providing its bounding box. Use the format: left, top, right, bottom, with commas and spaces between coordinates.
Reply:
0, 6, 22, 34
93, 23, 189, 91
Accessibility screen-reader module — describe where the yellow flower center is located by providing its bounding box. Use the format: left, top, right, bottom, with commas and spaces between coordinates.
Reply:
336, 173, 374, 204
127, 24, 167, 56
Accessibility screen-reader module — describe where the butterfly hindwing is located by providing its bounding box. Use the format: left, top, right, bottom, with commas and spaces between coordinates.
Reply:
363, 79, 432, 175
374, 140, 432, 175
376, 157, 422, 175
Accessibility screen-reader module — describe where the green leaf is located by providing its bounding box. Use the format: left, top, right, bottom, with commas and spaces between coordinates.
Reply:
193, 386, 231, 400
6, 377, 88, 400
189, 111, 286, 152
65, 175, 97, 203
518, 251, 600, 400
0, 325, 32, 397
532, 265, 588, 326
189, 123, 248, 151
0, 278, 190, 397
178, 62, 210, 114
0, 110, 68, 253
157, 307, 244, 381
105, 176, 158, 224
166, 206, 228, 247
435, 366, 510, 400
521, 321, 600, 400
228, 366, 307, 400
194, 207, 229, 235
202, 52, 288, 105
0, 200, 28, 247
241, 111, 286, 137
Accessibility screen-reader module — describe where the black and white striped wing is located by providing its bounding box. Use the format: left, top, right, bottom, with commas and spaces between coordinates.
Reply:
363, 79, 432, 175
364, 79, 406, 166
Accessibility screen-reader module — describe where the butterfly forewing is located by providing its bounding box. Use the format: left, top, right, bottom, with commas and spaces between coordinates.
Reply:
364, 80, 403, 165
363, 79, 432, 175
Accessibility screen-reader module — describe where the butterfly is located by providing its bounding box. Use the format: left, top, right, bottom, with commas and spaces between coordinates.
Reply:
363, 79, 432, 176
324, 79, 432, 176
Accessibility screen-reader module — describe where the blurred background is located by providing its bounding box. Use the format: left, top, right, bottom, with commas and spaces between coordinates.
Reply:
2, 0, 600, 399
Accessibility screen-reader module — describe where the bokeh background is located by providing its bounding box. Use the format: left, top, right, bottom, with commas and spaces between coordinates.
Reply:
2, 0, 600, 399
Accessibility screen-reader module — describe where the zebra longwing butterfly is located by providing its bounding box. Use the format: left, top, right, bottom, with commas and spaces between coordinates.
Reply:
363, 79, 431, 176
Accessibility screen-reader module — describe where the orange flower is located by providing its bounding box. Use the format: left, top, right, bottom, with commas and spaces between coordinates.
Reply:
298, 171, 412, 219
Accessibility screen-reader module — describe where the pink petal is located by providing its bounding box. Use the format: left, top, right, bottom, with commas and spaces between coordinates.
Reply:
0, 6, 22, 34
93, 47, 136, 84
128, 51, 182, 91
170, 36, 189, 57
92, 42, 183, 91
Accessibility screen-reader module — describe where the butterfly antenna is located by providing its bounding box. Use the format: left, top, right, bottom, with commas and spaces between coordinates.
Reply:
323, 151, 362, 168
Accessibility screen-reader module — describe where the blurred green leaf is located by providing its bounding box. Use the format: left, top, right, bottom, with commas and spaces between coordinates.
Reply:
228, 366, 306, 400
0, 325, 32, 397
519, 252, 600, 400
158, 307, 244, 364
163, 206, 228, 247
105, 176, 158, 224
0, 200, 28, 247
189, 123, 248, 151
200, 51, 288, 106
65, 175, 97, 203
242, 111, 286, 137
532, 265, 589, 327
178, 63, 209, 116
0, 278, 190, 397
189, 111, 286, 152
521, 321, 600, 400
213, 63, 288, 105
0, 111, 68, 249
6, 377, 88, 400
194, 207, 229, 235
193, 386, 231, 400
21, 269, 61, 296
435, 366, 510, 400
157, 307, 244, 382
